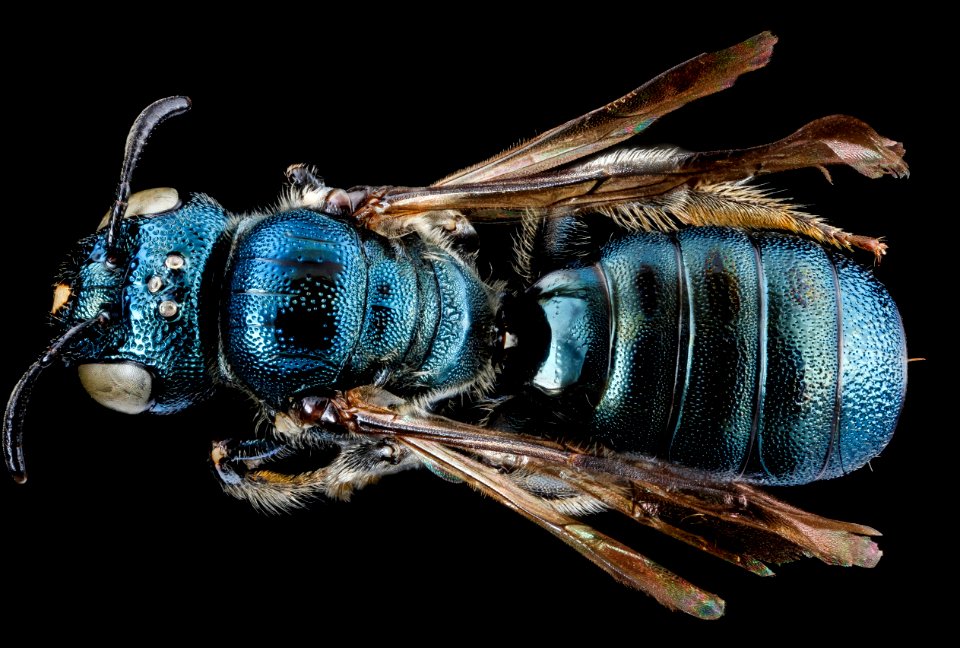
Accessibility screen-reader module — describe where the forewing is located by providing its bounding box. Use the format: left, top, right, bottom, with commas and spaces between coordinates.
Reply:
339, 388, 881, 574
528, 455, 881, 569
357, 116, 906, 256
363, 116, 906, 219
434, 32, 777, 186
351, 30, 905, 256
398, 435, 726, 620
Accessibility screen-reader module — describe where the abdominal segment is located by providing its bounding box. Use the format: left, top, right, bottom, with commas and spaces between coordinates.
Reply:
507, 227, 906, 485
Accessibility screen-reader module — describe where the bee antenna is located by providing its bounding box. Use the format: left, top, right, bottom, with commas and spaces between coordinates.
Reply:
3, 312, 111, 483
105, 96, 192, 260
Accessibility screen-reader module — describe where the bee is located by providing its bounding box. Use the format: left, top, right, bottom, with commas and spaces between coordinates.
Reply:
4, 33, 909, 620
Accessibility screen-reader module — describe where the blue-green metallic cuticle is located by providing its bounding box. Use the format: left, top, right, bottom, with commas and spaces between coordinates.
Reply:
514, 227, 905, 486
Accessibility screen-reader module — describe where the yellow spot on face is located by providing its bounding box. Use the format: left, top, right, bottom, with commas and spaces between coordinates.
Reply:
211, 443, 228, 467
52, 283, 72, 314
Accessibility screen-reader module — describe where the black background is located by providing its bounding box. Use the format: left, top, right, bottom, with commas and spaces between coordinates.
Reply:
4, 11, 941, 641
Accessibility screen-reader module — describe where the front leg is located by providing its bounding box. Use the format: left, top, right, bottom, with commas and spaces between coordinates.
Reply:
211, 428, 419, 513
362, 208, 479, 250
284, 163, 371, 217
286, 164, 478, 248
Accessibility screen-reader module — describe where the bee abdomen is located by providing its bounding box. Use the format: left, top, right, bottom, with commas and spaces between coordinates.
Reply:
525, 227, 906, 485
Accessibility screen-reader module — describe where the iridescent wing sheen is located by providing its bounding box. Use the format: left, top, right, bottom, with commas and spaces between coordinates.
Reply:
331, 388, 881, 619
433, 32, 778, 186
215, 387, 882, 618
350, 31, 906, 255
356, 116, 907, 255
377, 116, 908, 216
398, 436, 727, 620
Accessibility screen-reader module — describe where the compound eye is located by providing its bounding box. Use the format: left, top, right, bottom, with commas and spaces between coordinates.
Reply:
78, 362, 154, 414
97, 187, 180, 230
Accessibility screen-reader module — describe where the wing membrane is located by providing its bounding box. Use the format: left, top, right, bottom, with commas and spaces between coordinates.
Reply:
398, 436, 725, 620
435, 32, 777, 185
339, 387, 881, 572
217, 388, 883, 618
348, 31, 905, 255
358, 116, 906, 254
371, 116, 906, 215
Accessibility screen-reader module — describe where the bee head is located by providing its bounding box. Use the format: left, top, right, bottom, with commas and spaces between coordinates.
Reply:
53, 188, 231, 415
3, 97, 231, 483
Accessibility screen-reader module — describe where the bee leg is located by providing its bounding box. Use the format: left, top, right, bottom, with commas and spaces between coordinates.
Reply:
314, 437, 421, 500
655, 183, 891, 260
286, 170, 476, 250
364, 209, 478, 251
505, 470, 607, 517
211, 433, 419, 513
284, 163, 371, 217
285, 163, 325, 191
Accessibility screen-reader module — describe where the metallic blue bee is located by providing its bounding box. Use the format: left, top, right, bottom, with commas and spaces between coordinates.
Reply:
4, 33, 908, 619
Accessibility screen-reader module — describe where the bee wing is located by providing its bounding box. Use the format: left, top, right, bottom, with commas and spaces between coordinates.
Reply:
378, 116, 908, 217
397, 435, 726, 620
530, 456, 881, 569
358, 115, 906, 254
339, 388, 881, 579
220, 387, 881, 616
433, 32, 777, 186
347, 30, 906, 253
